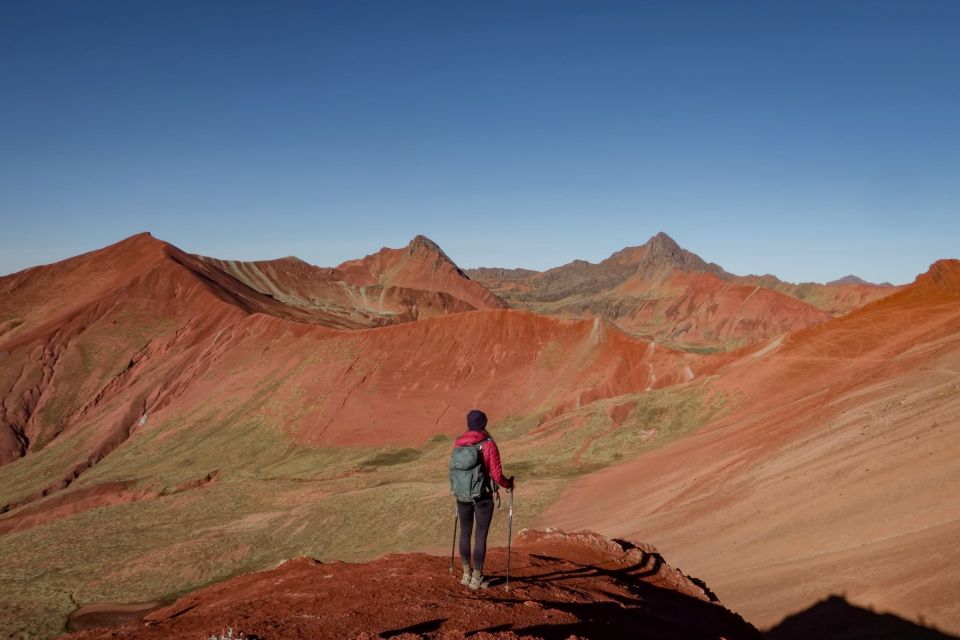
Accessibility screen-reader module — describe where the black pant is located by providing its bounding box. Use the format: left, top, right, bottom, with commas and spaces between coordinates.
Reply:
457, 496, 494, 571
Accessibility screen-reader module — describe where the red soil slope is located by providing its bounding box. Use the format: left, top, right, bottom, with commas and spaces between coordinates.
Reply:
468, 233, 838, 350
337, 235, 507, 312
732, 273, 900, 316
0, 234, 696, 511
605, 268, 831, 349
0, 233, 257, 468
543, 259, 960, 632
0, 232, 511, 465
73, 308, 696, 455
198, 255, 480, 327
63, 530, 761, 640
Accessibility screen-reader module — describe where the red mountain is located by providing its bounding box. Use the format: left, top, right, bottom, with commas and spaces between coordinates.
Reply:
337, 235, 508, 312
1, 233, 955, 639
469, 232, 842, 351
0, 233, 509, 468
544, 259, 960, 631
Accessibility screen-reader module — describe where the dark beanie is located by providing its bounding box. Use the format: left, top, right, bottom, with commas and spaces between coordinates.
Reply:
467, 409, 487, 431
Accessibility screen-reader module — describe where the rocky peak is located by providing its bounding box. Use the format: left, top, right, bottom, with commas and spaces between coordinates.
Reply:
914, 259, 960, 295
406, 234, 443, 254
404, 234, 468, 278
826, 275, 894, 287
633, 232, 731, 279
827, 275, 869, 286
645, 231, 682, 256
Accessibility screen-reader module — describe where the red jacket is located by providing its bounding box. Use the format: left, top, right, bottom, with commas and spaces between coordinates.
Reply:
454, 430, 513, 490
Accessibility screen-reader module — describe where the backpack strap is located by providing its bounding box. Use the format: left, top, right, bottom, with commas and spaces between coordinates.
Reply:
477, 439, 501, 507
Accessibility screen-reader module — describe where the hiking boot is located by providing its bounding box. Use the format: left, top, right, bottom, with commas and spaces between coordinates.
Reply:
468, 568, 490, 590
460, 564, 472, 586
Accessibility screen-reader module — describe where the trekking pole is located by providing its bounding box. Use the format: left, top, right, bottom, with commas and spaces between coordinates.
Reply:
505, 489, 514, 591
449, 504, 458, 575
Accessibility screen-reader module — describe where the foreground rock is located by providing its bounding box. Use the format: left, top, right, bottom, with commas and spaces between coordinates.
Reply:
63, 530, 761, 640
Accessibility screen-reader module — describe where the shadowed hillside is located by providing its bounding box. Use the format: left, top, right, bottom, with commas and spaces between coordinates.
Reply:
766, 595, 960, 640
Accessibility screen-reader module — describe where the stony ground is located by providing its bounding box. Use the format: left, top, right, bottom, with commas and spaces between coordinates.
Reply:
62, 529, 762, 640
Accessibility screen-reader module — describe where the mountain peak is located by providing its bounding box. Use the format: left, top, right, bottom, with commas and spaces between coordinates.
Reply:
827, 275, 869, 286
335, 237, 507, 310
406, 234, 443, 253
111, 231, 164, 250
826, 274, 895, 287
634, 233, 731, 279
913, 259, 960, 295
404, 235, 463, 273
647, 231, 681, 250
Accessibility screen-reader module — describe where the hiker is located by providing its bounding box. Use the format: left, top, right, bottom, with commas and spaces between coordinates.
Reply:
449, 409, 514, 590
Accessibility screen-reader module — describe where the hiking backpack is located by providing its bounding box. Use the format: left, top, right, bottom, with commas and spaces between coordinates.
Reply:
449, 439, 492, 501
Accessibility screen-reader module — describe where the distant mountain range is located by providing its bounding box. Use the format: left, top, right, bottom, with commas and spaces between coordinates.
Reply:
2, 231, 957, 640
467, 231, 899, 351
825, 274, 894, 287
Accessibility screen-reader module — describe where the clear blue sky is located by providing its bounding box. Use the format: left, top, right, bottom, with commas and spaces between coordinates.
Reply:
2, 1, 958, 284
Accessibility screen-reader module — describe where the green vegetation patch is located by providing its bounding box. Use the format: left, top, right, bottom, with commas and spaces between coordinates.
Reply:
0, 428, 93, 508
0, 371, 728, 640
362, 448, 422, 467
507, 381, 728, 480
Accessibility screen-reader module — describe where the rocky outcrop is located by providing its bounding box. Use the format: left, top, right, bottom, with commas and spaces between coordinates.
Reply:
63, 529, 762, 639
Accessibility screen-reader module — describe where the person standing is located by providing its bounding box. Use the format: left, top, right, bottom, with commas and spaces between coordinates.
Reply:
449, 409, 514, 590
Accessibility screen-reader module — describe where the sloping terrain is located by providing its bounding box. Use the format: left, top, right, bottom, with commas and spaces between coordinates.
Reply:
467, 232, 729, 304
733, 273, 900, 316
468, 232, 864, 351
826, 274, 893, 287
1, 233, 952, 639
62, 530, 761, 640
338, 235, 507, 312
200, 235, 507, 329
0, 235, 719, 639
591, 268, 831, 351
0, 233, 506, 468
543, 260, 960, 633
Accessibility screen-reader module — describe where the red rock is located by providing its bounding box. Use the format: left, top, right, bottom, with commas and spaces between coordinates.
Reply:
62, 530, 761, 640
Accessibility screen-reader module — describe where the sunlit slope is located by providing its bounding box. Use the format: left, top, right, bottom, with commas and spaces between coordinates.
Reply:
0, 254, 714, 639
543, 259, 960, 633
1, 303, 699, 509
337, 234, 507, 312
0, 233, 263, 469
199, 236, 503, 327
732, 273, 900, 316
468, 232, 877, 351
0, 232, 511, 471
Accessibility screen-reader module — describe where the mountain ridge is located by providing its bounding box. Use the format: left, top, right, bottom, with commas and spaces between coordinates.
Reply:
2, 234, 957, 639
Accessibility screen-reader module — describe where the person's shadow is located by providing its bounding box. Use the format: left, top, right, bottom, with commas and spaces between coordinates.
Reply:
764, 594, 959, 640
